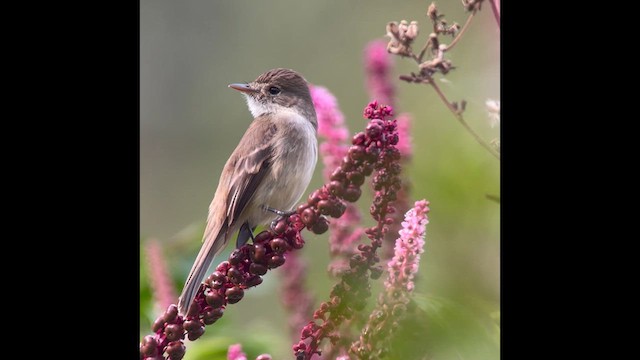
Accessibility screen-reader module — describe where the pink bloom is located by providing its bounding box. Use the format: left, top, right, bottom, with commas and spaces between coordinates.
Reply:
351, 200, 430, 358
364, 40, 396, 108
386, 199, 429, 294
145, 239, 177, 310
395, 113, 413, 158
228, 344, 247, 360
310, 85, 350, 180
310, 85, 364, 267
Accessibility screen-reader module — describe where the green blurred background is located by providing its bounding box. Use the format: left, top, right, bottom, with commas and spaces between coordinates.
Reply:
140, 0, 499, 359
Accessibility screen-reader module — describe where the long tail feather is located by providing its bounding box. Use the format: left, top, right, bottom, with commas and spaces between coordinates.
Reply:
177, 223, 228, 316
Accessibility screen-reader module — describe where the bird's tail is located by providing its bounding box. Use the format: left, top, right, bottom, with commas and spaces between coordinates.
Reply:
177, 222, 228, 316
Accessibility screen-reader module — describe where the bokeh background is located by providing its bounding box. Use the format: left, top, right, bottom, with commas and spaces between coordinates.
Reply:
140, 0, 499, 359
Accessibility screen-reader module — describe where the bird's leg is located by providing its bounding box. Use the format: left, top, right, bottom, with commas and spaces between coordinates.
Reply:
236, 221, 257, 248
264, 206, 297, 229
264, 206, 297, 217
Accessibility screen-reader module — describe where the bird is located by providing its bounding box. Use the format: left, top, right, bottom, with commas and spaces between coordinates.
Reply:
177, 68, 318, 316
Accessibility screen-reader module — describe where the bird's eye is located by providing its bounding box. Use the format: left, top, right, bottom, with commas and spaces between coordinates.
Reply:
268, 86, 281, 95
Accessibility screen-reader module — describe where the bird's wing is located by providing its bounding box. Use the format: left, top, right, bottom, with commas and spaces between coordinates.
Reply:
225, 117, 278, 227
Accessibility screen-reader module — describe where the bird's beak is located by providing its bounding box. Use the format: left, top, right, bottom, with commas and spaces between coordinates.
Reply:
228, 83, 259, 94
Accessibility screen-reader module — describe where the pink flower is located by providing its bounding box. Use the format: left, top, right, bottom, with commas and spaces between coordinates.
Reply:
395, 113, 413, 158
228, 344, 248, 360
386, 199, 429, 293
310, 85, 350, 180
364, 40, 396, 108
310, 85, 364, 269
351, 199, 430, 358
145, 239, 178, 311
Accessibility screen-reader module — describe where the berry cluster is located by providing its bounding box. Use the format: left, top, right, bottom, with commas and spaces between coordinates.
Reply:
293, 101, 402, 360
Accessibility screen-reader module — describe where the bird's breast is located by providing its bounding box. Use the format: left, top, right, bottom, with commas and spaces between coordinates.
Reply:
252, 112, 318, 218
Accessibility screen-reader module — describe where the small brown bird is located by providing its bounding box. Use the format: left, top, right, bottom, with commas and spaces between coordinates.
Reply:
177, 68, 318, 316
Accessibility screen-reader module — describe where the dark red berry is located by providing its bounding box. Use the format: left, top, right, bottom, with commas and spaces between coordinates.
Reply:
272, 219, 288, 235
343, 186, 362, 202
216, 261, 230, 273
182, 320, 201, 332
164, 323, 184, 342
228, 249, 244, 265
250, 262, 268, 275
348, 145, 366, 161
207, 271, 226, 289
245, 275, 263, 287
151, 317, 165, 333
300, 208, 318, 227
254, 230, 272, 243
269, 237, 289, 254
225, 286, 244, 304
330, 166, 345, 181
165, 341, 186, 360
226, 267, 243, 284
187, 325, 205, 341
328, 200, 346, 218
311, 216, 329, 234
163, 304, 178, 323
202, 308, 224, 325
328, 180, 345, 197
250, 243, 266, 263
267, 254, 286, 268
205, 289, 224, 308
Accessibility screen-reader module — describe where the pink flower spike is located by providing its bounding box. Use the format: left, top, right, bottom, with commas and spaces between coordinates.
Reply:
228, 343, 248, 360
310, 85, 350, 181
145, 239, 178, 311
364, 40, 396, 108
395, 113, 413, 158
351, 199, 430, 358
386, 200, 430, 294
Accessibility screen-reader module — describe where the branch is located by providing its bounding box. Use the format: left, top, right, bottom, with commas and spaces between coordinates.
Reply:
427, 79, 500, 160
444, 12, 474, 52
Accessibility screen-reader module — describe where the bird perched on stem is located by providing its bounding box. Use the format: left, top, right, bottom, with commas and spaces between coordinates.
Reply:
178, 68, 318, 316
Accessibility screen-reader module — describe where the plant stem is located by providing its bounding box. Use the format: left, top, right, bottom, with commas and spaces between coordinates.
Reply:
486, 194, 500, 203
426, 79, 501, 160
489, 0, 500, 28
444, 12, 474, 52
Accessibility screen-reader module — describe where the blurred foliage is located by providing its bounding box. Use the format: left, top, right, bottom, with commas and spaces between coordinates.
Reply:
141, 0, 499, 359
